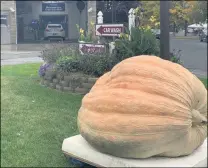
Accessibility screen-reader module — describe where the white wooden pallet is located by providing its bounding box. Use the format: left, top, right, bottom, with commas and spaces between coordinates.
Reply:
62, 135, 207, 167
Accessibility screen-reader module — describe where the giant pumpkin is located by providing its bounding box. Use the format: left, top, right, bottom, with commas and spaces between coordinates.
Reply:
77, 55, 207, 158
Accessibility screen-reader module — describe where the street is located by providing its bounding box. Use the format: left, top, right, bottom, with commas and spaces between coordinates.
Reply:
1, 38, 207, 77
170, 37, 207, 77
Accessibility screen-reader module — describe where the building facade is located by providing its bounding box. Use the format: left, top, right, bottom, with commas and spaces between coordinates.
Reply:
1, 1, 17, 44
1, 1, 97, 44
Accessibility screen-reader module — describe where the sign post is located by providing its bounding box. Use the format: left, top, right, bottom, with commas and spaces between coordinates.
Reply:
79, 43, 105, 55
95, 24, 124, 37
160, 1, 170, 60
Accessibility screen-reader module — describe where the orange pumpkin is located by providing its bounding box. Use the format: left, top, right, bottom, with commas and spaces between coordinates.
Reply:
77, 55, 207, 158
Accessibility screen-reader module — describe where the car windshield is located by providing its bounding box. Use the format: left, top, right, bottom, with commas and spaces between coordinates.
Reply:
48, 25, 62, 28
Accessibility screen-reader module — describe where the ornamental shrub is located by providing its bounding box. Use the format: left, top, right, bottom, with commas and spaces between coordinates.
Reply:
112, 27, 160, 62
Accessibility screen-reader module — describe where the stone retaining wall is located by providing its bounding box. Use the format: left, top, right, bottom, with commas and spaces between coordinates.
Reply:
40, 72, 98, 95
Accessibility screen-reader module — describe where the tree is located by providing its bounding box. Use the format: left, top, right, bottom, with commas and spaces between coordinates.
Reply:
169, 1, 196, 36
96, 0, 140, 23
189, 1, 207, 24
135, 1, 160, 28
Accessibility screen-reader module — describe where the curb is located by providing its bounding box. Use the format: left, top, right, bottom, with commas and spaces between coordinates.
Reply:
172, 36, 199, 40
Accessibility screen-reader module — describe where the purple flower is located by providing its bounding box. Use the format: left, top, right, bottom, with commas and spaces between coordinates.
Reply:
38, 63, 51, 77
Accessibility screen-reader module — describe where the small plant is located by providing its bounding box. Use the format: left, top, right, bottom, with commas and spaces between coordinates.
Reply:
78, 53, 114, 77
76, 21, 96, 43
56, 56, 80, 73
170, 49, 183, 65
113, 27, 160, 62
40, 44, 79, 63
38, 63, 52, 77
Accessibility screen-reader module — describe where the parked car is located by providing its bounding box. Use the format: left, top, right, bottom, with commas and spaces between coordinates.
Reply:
199, 29, 207, 42
151, 29, 160, 39
44, 24, 65, 40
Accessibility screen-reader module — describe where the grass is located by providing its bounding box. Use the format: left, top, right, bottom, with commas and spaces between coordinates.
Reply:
200, 78, 207, 88
1, 63, 83, 167
1, 63, 207, 167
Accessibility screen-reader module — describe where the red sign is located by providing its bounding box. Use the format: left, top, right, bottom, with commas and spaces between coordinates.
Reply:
96, 24, 124, 37
79, 43, 105, 55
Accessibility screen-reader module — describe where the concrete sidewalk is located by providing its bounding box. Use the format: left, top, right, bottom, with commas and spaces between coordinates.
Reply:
1, 51, 42, 60
1, 43, 76, 52
1, 57, 43, 66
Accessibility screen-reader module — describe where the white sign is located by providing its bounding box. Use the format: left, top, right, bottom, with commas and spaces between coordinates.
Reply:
95, 24, 124, 37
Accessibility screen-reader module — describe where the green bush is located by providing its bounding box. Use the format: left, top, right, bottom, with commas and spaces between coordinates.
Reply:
78, 54, 114, 77
56, 56, 80, 73
40, 44, 79, 63
112, 27, 160, 62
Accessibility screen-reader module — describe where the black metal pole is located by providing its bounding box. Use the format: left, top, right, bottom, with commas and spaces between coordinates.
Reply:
112, 0, 115, 41
160, 1, 170, 60
111, 0, 114, 23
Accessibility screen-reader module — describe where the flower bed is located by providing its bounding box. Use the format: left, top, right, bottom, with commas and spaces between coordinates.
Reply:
38, 27, 182, 95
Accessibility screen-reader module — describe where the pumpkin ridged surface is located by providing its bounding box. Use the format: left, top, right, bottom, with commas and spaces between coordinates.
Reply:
77, 55, 207, 158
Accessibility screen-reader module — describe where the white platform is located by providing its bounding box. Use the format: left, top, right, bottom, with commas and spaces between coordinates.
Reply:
62, 135, 207, 167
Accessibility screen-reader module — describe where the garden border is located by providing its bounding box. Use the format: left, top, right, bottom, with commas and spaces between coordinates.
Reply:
40, 72, 98, 95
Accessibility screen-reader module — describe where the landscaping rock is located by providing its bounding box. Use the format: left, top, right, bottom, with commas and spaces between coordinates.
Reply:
64, 75, 72, 82
81, 77, 88, 83
53, 78, 59, 84
88, 78, 98, 84
49, 83, 56, 89
44, 75, 52, 81
63, 87, 72, 92
57, 73, 64, 80
45, 70, 56, 80
60, 80, 69, 87
56, 84, 63, 91
75, 88, 89, 95
70, 77, 82, 89
82, 83, 94, 89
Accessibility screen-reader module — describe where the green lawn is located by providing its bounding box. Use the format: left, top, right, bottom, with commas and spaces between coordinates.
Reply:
1, 63, 83, 167
200, 78, 207, 88
1, 63, 207, 167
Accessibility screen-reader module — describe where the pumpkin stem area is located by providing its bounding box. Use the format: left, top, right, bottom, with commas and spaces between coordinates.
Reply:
191, 109, 207, 124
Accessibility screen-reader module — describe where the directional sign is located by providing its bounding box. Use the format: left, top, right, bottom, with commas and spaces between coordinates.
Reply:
95, 24, 124, 37
79, 43, 105, 55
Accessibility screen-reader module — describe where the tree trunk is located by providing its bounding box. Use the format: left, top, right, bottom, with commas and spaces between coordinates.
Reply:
184, 20, 188, 36
173, 22, 176, 36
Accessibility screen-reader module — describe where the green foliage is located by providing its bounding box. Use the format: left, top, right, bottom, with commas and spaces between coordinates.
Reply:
170, 49, 183, 65
190, 1, 207, 24
78, 54, 115, 77
56, 56, 80, 73
40, 44, 79, 63
113, 27, 160, 62
135, 1, 160, 27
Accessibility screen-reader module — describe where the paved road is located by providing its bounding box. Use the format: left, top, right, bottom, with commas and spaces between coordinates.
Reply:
170, 38, 207, 77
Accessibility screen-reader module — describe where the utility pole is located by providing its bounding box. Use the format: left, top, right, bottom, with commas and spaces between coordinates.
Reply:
160, 1, 170, 60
